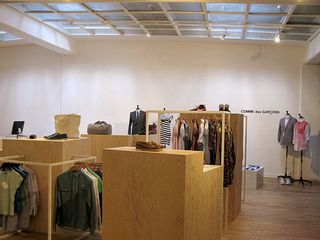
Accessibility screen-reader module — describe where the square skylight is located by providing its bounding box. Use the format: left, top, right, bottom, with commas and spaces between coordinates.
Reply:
84, 2, 122, 11
48, 3, 86, 12
206, 3, 246, 13
123, 3, 161, 11
99, 12, 132, 20
249, 4, 291, 14
0, 31, 21, 41
9, 3, 51, 12
248, 15, 285, 24
170, 13, 204, 21
209, 14, 244, 23
164, 3, 202, 12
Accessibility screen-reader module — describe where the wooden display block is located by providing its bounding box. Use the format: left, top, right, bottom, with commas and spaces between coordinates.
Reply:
81, 134, 157, 162
243, 167, 264, 189
103, 147, 223, 240
0, 137, 91, 234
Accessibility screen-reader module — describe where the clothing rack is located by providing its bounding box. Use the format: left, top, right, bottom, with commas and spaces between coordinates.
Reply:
0, 155, 97, 240
145, 110, 231, 167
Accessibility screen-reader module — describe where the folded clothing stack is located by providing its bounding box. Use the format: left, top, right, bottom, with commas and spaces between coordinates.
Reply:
244, 164, 261, 171
136, 141, 164, 151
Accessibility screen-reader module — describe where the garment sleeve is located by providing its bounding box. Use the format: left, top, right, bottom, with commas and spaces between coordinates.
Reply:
305, 123, 311, 141
293, 123, 297, 144
87, 178, 96, 235
128, 113, 132, 135
277, 120, 282, 143
53, 179, 61, 232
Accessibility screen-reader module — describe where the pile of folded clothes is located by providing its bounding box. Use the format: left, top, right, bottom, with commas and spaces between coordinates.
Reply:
243, 164, 261, 171
136, 141, 164, 151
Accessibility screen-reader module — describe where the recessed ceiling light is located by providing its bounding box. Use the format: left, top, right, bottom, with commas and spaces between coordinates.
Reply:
277, 5, 281, 9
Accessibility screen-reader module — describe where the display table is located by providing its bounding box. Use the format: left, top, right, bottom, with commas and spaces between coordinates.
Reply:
0, 137, 91, 234
103, 147, 223, 240
81, 134, 157, 162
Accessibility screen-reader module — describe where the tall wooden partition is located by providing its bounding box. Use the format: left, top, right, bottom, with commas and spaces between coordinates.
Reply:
103, 147, 223, 240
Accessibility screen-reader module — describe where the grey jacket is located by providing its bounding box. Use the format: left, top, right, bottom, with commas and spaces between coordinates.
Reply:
278, 116, 297, 146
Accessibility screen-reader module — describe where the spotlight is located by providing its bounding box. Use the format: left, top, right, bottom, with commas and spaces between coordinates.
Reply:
277, 5, 281, 9
274, 34, 280, 43
220, 32, 226, 40
146, 33, 151, 38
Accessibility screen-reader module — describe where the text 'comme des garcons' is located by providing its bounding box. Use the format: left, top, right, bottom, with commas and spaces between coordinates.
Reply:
240, 110, 280, 115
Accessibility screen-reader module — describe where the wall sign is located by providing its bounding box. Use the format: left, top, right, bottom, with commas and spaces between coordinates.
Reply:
240, 109, 280, 115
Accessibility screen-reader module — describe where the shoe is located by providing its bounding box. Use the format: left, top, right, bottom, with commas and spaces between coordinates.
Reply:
190, 104, 206, 111
136, 141, 164, 151
280, 177, 285, 185
44, 133, 68, 140
286, 177, 292, 185
219, 104, 225, 111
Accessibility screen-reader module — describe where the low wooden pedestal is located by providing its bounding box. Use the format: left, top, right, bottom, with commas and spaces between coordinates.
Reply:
103, 147, 223, 240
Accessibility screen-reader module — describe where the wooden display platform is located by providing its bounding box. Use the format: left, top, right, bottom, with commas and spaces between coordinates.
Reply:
0, 137, 91, 234
103, 147, 223, 240
81, 134, 157, 162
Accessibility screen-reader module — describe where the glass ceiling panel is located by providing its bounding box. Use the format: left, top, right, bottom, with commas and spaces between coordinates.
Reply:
148, 29, 177, 35
30, 13, 66, 21
63, 13, 98, 21
287, 16, 320, 25
9, 3, 51, 12
282, 26, 318, 34
112, 22, 140, 28
99, 12, 132, 20
206, 3, 246, 13
48, 3, 86, 12
164, 3, 202, 12
209, 14, 244, 23
93, 29, 118, 35
132, 13, 167, 20
245, 32, 276, 40
246, 28, 278, 33
293, 5, 320, 15
249, 4, 291, 14
179, 25, 207, 30
120, 29, 145, 35
84, 2, 122, 11
83, 25, 110, 30
144, 25, 174, 29
248, 15, 284, 24
181, 30, 208, 37
280, 34, 311, 41
170, 13, 204, 21
123, 3, 161, 11
0, 32, 21, 41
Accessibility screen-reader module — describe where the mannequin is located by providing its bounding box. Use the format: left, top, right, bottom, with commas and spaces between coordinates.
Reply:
128, 105, 146, 135
277, 111, 297, 185
293, 114, 312, 186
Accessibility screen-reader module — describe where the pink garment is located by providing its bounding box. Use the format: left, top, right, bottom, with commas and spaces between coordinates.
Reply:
172, 118, 181, 149
294, 120, 309, 151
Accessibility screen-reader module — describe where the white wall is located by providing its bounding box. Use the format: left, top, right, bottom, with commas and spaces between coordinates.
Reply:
1, 38, 318, 179
0, 44, 62, 136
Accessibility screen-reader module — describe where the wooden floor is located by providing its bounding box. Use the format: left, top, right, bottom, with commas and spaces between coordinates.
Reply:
227, 178, 320, 240
1, 178, 319, 240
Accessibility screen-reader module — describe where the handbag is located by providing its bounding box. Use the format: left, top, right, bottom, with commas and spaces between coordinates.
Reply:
87, 121, 112, 135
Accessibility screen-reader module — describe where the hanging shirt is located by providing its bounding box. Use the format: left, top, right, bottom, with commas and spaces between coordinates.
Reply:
160, 114, 173, 146
293, 120, 311, 151
0, 171, 23, 216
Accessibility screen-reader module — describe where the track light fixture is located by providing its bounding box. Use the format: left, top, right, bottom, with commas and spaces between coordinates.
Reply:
274, 32, 280, 43
220, 28, 227, 40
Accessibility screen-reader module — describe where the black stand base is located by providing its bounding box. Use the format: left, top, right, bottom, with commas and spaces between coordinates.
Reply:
294, 177, 312, 186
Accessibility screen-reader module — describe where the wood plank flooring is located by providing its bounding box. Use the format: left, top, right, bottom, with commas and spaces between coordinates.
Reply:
227, 178, 320, 240
1, 178, 319, 240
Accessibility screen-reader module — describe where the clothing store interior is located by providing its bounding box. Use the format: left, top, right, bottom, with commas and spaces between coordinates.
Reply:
0, 0, 319, 240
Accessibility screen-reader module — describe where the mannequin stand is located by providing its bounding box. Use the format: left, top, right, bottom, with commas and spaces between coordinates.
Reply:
294, 151, 312, 186
277, 146, 294, 183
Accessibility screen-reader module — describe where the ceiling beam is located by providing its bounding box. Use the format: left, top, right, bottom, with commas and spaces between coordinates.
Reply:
0, 4, 76, 54
1, 0, 320, 5
201, 2, 212, 38
158, 3, 181, 37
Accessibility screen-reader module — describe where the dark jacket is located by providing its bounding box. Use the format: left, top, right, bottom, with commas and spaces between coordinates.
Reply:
55, 171, 96, 234
128, 110, 146, 135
